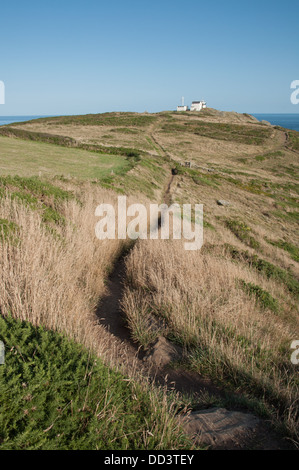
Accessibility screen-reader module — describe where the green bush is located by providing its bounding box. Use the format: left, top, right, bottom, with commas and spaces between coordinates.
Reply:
0, 315, 188, 450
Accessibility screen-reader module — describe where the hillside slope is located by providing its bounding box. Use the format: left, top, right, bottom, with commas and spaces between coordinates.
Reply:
0, 109, 298, 448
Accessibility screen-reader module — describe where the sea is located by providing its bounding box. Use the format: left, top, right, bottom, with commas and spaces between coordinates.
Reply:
251, 114, 299, 132
0, 116, 54, 126
0, 114, 299, 132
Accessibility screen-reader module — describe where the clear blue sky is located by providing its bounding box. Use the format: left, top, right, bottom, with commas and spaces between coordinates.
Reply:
0, 0, 298, 115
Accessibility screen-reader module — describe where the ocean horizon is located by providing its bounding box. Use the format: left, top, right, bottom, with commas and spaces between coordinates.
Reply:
251, 113, 299, 132
0, 113, 299, 132
0, 116, 55, 126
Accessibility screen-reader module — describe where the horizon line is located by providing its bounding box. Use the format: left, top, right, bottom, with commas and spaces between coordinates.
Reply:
1, 111, 299, 117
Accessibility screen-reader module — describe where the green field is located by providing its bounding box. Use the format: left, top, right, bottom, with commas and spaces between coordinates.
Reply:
0, 136, 130, 180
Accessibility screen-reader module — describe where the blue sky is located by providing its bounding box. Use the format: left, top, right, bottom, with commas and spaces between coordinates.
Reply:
0, 0, 298, 115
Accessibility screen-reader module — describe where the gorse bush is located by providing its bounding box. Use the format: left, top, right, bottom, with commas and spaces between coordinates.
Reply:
0, 315, 189, 450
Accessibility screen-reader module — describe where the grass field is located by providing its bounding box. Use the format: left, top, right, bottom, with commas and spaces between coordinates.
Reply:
0, 135, 132, 180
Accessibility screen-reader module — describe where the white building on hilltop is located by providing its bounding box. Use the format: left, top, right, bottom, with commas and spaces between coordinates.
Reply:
177, 96, 189, 112
176, 97, 207, 112
190, 100, 207, 111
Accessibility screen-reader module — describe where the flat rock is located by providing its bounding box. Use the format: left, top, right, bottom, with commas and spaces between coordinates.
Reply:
217, 199, 230, 206
144, 336, 182, 368
182, 407, 260, 449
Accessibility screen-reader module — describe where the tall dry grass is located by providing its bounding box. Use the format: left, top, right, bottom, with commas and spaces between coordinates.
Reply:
0, 184, 126, 360
0, 183, 194, 449
122, 238, 299, 439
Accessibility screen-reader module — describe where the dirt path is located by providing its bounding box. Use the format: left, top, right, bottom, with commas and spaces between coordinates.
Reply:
96, 245, 226, 399
96, 174, 175, 365
95, 173, 292, 450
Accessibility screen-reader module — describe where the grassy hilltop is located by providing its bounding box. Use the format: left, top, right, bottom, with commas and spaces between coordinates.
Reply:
0, 109, 298, 449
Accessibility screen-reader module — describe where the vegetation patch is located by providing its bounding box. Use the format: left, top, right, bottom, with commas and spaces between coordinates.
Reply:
223, 176, 268, 195
0, 127, 143, 160
0, 126, 76, 146
0, 136, 133, 181
272, 210, 299, 224
0, 175, 72, 201
273, 165, 299, 178
238, 280, 279, 314
161, 121, 271, 145
266, 239, 299, 262
178, 167, 220, 187
224, 218, 260, 249
287, 130, 299, 151
227, 245, 299, 298
0, 176, 74, 226
110, 128, 139, 134
0, 315, 188, 450
0, 219, 19, 244
13, 113, 157, 128
255, 151, 284, 161
191, 174, 220, 188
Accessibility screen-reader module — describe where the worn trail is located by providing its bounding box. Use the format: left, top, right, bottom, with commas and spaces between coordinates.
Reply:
95, 172, 290, 450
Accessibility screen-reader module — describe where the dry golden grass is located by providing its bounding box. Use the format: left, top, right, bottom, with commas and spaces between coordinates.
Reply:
2, 110, 298, 445
12, 123, 158, 156
0, 184, 128, 360
122, 238, 299, 439
0, 183, 194, 450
